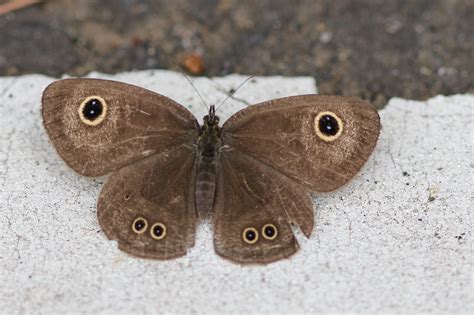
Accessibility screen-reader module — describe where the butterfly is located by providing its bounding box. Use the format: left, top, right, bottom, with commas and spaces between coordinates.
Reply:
41, 78, 380, 264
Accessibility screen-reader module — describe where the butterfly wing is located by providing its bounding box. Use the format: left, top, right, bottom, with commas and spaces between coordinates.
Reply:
42, 78, 200, 258
214, 95, 380, 263
213, 149, 314, 264
222, 95, 380, 192
97, 145, 198, 259
42, 78, 199, 176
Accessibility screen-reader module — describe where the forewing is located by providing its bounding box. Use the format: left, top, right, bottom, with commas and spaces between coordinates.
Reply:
97, 146, 197, 259
213, 150, 314, 264
42, 78, 199, 176
222, 95, 380, 192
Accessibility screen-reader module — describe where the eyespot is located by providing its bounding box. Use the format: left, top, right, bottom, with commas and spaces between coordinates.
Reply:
132, 217, 148, 234
242, 227, 259, 244
262, 224, 278, 240
150, 222, 167, 240
78, 96, 107, 126
123, 192, 132, 201
314, 111, 343, 142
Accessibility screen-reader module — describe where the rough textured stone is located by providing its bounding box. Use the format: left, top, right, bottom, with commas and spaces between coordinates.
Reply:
0, 70, 472, 313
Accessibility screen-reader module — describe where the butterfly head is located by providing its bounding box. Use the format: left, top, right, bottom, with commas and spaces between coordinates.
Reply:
203, 105, 220, 126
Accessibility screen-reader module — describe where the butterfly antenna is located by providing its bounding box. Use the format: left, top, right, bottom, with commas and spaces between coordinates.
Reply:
215, 75, 255, 112
178, 68, 209, 111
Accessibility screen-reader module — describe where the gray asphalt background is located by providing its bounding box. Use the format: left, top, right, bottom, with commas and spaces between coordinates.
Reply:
0, 0, 473, 107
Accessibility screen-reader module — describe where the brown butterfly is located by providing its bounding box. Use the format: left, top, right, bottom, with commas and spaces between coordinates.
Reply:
41, 78, 380, 264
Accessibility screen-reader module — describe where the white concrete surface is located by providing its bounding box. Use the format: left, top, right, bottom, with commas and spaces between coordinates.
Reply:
0, 70, 472, 314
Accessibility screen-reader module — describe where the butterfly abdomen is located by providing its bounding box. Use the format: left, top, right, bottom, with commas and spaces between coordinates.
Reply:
195, 155, 218, 214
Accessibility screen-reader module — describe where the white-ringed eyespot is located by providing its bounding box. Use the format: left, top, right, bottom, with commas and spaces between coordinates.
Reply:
150, 222, 167, 240
314, 111, 343, 142
132, 217, 148, 234
262, 224, 278, 240
78, 96, 107, 126
242, 227, 259, 244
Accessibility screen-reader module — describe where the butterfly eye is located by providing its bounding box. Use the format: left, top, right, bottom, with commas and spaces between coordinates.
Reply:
132, 217, 148, 234
262, 224, 278, 240
78, 96, 107, 126
150, 222, 167, 240
242, 227, 259, 244
314, 111, 343, 142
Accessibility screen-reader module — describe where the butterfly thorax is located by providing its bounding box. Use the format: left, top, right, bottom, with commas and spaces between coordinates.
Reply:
198, 112, 221, 157
195, 106, 222, 215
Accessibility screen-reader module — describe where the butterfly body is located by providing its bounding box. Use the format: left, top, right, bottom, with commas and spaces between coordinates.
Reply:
42, 78, 380, 264
195, 105, 222, 214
